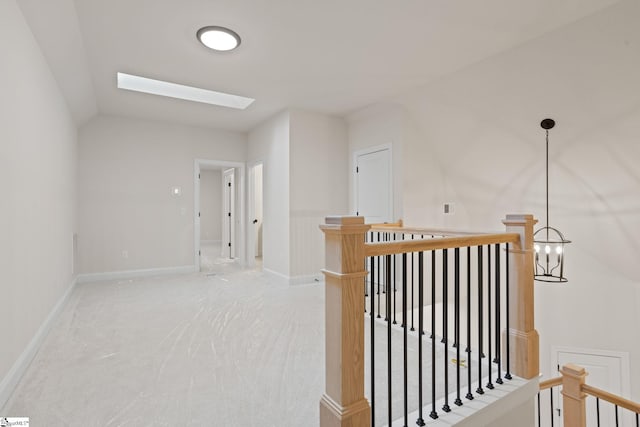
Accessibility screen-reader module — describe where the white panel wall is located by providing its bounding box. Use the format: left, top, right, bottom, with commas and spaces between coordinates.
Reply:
0, 0, 78, 404
289, 110, 348, 279
78, 115, 246, 274
247, 111, 290, 278
199, 170, 222, 242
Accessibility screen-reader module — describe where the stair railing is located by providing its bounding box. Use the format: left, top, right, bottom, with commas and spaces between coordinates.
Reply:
319, 214, 539, 427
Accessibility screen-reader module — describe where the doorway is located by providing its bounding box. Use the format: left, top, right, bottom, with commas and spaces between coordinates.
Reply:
354, 145, 392, 223
194, 159, 245, 272
199, 169, 223, 271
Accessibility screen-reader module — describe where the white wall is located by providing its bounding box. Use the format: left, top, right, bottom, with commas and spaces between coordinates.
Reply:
78, 115, 246, 274
289, 110, 348, 279
374, 0, 640, 400
199, 170, 222, 242
0, 0, 78, 406
247, 111, 290, 278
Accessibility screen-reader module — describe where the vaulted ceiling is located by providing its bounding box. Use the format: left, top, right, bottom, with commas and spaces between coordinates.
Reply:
19, 0, 623, 131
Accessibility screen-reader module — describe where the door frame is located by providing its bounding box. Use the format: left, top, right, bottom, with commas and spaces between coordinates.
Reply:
352, 143, 393, 222
222, 168, 235, 258
194, 159, 245, 271
246, 161, 264, 269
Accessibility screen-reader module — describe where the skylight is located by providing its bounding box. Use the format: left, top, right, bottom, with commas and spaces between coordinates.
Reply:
116, 72, 254, 110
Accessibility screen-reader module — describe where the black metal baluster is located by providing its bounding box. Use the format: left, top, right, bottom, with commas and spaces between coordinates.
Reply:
421, 234, 426, 336
495, 243, 503, 385
393, 234, 397, 325
430, 250, 438, 420
365, 232, 369, 313
635, 410, 638, 427
402, 253, 408, 427
442, 249, 451, 413
477, 246, 484, 395
411, 235, 415, 332
616, 405, 619, 426
596, 397, 600, 427
454, 248, 463, 406
466, 247, 474, 400
365, 242, 369, 314
417, 251, 425, 426
537, 393, 541, 427
550, 388, 554, 427
486, 245, 494, 390
377, 233, 381, 319
370, 256, 375, 425
505, 243, 512, 380
386, 254, 392, 427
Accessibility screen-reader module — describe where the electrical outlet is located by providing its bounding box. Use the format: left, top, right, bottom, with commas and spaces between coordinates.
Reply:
443, 203, 455, 215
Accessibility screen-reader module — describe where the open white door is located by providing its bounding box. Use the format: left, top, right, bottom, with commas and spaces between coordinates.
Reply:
247, 163, 264, 268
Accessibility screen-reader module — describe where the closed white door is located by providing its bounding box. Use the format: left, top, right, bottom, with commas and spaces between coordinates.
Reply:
355, 147, 392, 223
553, 349, 629, 427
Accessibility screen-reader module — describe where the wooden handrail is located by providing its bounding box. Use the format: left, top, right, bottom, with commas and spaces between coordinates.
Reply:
364, 232, 520, 257
369, 224, 494, 237
539, 376, 563, 391
582, 384, 640, 414
368, 220, 403, 229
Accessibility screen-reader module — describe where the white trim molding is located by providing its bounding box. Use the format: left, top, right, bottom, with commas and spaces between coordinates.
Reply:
76, 265, 196, 284
262, 268, 324, 286
289, 274, 324, 286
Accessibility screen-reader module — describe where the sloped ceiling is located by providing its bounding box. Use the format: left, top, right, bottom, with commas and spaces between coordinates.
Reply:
19, 0, 623, 131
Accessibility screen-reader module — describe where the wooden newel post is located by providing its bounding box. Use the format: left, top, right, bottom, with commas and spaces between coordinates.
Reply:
503, 214, 540, 379
319, 216, 371, 427
560, 364, 588, 427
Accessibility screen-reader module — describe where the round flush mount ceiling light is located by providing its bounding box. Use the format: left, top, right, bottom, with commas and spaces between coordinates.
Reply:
197, 26, 241, 52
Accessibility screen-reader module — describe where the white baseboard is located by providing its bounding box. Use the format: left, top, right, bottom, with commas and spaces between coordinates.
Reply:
406, 376, 538, 427
0, 276, 78, 413
289, 273, 324, 286
76, 265, 196, 284
262, 268, 324, 286
200, 239, 222, 245
262, 268, 290, 285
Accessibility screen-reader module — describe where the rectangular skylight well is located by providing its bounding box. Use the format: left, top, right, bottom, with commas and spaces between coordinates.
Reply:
116, 72, 254, 110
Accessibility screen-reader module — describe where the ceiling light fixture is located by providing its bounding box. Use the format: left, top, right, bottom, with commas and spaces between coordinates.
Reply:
116, 72, 254, 109
197, 26, 241, 52
534, 118, 571, 283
